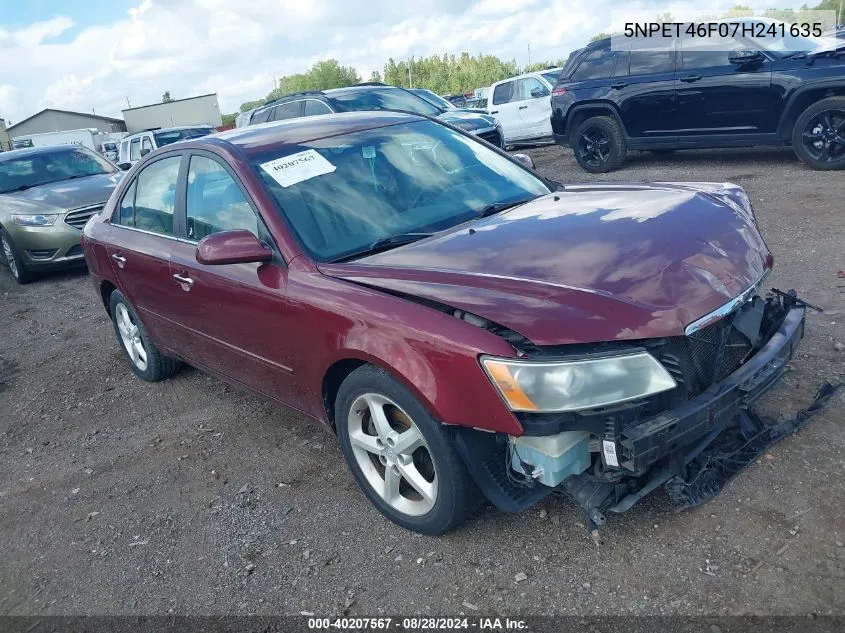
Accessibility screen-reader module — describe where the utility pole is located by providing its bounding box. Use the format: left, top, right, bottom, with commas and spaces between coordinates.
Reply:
528, 43, 531, 67
125, 96, 131, 109
408, 57, 413, 88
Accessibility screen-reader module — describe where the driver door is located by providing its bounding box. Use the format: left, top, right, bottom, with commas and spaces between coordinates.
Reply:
515, 77, 553, 139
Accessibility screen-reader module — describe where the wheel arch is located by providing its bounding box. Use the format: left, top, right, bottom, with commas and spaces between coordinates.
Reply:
777, 84, 845, 139
565, 102, 628, 140
99, 279, 119, 316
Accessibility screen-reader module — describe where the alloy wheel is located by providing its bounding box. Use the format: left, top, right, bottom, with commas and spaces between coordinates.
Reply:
115, 303, 148, 371
802, 109, 845, 164
346, 393, 438, 517
577, 126, 612, 168
2, 235, 19, 280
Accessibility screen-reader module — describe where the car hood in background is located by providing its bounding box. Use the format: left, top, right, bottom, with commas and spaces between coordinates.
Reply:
437, 109, 498, 131
0, 172, 124, 215
319, 182, 772, 346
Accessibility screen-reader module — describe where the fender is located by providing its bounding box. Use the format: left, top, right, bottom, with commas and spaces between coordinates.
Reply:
562, 101, 629, 139
776, 79, 845, 139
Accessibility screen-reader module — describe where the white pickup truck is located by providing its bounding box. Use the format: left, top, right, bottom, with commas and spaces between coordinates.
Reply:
487, 68, 562, 146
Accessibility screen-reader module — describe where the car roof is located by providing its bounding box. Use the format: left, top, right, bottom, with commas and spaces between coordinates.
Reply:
124, 124, 215, 139
0, 144, 87, 162
207, 110, 427, 156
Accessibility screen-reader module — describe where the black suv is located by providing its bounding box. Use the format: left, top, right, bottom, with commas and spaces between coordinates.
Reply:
551, 26, 845, 172
240, 84, 504, 148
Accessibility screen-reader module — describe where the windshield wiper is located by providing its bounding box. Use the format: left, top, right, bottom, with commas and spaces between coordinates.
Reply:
330, 232, 436, 262
65, 173, 102, 180
477, 195, 540, 218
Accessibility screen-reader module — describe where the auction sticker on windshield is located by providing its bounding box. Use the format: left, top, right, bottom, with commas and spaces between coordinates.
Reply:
260, 149, 336, 187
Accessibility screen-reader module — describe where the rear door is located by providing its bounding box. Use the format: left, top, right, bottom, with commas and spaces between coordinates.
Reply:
674, 34, 776, 135
488, 80, 522, 141
166, 151, 297, 404
103, 153, 186, 353
613, 39, 679, 139
515, 76, 553, 139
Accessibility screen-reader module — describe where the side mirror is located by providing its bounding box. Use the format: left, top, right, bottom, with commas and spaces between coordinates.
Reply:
728, 49, 764, 65
530, 87, 549, 98
196, 230, 273, 265
117, 162, 132, 171
512, 153, 535, 170
139, 148, 151, 157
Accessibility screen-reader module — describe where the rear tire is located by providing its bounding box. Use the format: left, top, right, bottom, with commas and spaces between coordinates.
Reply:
335, 365, 482, 535
108, 289, 181, 381
573, 115, 627, 173
791, 97, 845, 170
1, 229, 34, 285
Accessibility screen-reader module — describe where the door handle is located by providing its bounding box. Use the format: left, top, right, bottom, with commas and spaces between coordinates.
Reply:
610, 82, 628, 89
172, 273, 194, 286
111, 253, 126, 268
490, 110, 499, 114
680, 75, 701, 83
518, 105, 528, 110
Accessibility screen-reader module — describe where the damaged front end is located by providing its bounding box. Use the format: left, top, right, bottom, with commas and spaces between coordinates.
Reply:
453, 289, 838, 529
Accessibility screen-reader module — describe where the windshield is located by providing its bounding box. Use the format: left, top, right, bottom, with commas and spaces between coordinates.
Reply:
0, 147, 116, 194
330, 88, 442, 117
251, 119, 550, 261
410, 89, 453, 111
154, 127, 214, 146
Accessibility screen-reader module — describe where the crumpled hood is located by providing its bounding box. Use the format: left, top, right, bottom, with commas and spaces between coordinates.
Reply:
0, 172, 123, 215
437, 109, 497, 132
318, 182, 772, 346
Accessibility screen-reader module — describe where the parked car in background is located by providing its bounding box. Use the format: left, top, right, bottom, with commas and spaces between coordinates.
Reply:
0, 145, 123, 283
444, 94, 468, 107
83, 111, 805, 535
102, 141, 119, 162
237, 84, 504, 148
551, 24, 845, 172
117, 125, 216, 168
487, 69, 561, 145
409, 88, 455, 109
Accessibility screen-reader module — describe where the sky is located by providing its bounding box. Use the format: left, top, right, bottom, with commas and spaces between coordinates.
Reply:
0, 0, 823, 126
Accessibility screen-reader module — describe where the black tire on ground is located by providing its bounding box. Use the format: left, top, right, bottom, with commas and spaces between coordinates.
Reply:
108, 289, 181, 382
791, 96, 845, 171
1, 228, 35, 285
572, 115, 627, 173
335, 364, 482, 535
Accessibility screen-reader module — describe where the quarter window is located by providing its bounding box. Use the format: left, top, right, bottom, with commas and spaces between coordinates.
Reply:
186, 156, 258, 241
571, 48, 618, 81
116, 156, 181, 235
491, 81, 516, 106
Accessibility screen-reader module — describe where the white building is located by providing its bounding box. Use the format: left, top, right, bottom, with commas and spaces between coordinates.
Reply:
121, 94, 223, 133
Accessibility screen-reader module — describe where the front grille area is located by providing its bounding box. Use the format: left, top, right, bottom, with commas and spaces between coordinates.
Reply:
661, 318, 754, 399
65, 206, 102, 230
477, 129, 503, 148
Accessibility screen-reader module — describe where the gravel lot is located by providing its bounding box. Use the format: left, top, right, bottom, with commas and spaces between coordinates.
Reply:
1, 145, 844, 617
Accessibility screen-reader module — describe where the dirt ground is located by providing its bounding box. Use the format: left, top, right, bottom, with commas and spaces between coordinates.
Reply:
1, 145, 844, 617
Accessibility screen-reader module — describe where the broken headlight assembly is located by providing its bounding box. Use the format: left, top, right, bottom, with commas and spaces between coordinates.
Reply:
481, 352, 677, 412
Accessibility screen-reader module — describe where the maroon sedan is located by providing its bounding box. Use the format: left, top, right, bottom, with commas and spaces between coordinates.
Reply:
82, 111, 806, 534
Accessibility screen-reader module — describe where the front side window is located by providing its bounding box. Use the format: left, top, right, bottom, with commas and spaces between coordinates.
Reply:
303, 100, 333, 116
272, 101, 303, 121
130, 138, 141, 161
681, 35, 743, 69
330, 88, 442, 117
0, 147, 116, 194
118, 156, 181, 235
571, 48, 617, 81
491, 81, 515, 105
186, 155, 258, 240
518, 77, 549, 100
250, 119, 550, 261
141, 137, 153, 153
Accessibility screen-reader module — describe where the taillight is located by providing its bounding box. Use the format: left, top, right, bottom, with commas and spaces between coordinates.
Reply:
551, 86, 567, 97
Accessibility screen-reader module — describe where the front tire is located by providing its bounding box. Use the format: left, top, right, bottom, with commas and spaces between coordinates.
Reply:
791, 97, 845, 170
335, 365, 481, 535
1, 229, 34, 285
109, 290, 181, 381
573, 115, 627, 173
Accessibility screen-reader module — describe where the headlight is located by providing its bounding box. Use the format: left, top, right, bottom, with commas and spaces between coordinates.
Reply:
11, 213, 59, 227
481, 352, 676, 412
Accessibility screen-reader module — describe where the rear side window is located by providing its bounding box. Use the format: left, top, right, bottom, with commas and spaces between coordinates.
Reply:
116, 156, 181, 236
491, 81, 516, 106
272, 101, 303, 121
186, 155, 258, 240
571, 48, 618, 81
